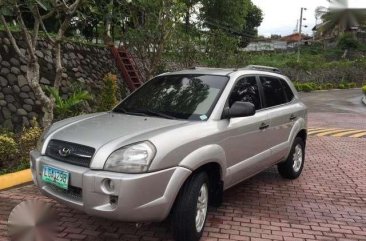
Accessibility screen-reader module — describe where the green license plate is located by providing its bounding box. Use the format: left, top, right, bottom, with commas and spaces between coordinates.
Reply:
42, 165, 69, 190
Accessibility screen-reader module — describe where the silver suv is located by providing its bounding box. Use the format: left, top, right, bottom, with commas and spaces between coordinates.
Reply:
31, 66, 307, 241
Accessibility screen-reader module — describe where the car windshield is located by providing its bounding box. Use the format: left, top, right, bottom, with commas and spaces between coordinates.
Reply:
114, 74, 229, 121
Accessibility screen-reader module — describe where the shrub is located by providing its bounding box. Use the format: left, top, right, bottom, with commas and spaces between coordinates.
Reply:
301, 83, 314, 92
307, 82, 321, 90
347, 82, 356, 88
0, 128, 14, 138
19, 118, 42, 160
321, 83, 334, 90
337, 33, 361, 50
46, 86, 91, 120
293, 82, 302, 92
338, 83, 346, 89
0, 135, 18, 164
98, 73, 119, 111
362, 85, 366, 94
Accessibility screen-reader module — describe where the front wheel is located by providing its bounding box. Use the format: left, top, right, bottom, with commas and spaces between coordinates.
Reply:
278, 137, 305, 179
171, 172, 209, 241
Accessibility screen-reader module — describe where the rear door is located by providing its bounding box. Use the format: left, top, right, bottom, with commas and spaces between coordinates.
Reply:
258, 75, 297, 162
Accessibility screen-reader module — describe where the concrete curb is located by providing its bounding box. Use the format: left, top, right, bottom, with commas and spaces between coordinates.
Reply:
0, 169, 32, 190
362, 95, 366, 106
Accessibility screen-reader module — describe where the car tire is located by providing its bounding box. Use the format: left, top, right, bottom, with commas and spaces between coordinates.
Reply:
278, 137, 305, 179
171, 172, 209, 241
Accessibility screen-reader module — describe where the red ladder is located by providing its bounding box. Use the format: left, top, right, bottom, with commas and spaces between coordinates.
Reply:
111, 46, 143, 91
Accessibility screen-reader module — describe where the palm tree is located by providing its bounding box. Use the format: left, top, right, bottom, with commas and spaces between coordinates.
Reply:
315, 0, 366, 38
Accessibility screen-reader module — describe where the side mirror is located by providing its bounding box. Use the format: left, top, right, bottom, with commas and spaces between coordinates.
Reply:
223, 101, 256, 119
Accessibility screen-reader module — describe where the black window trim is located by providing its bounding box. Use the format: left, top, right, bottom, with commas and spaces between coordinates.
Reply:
256, 74, 296, 111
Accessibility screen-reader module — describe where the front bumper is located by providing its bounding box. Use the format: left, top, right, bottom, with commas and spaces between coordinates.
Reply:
30, 150, 191, 222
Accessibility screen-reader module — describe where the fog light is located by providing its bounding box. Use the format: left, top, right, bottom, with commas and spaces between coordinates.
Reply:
102, 178, 115, 193
110, 195, 118, 205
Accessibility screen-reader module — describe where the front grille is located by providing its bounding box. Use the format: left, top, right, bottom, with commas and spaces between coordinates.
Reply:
45, 140, 95, 167
46, 184, 82, 202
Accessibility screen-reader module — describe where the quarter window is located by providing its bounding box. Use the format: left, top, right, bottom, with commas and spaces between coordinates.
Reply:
229, 76, 261, 110
260, 76, 287, 107
281, 79, 295, 101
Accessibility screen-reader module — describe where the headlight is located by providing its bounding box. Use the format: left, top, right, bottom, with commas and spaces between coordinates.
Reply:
104, 141, 156, 173
36, 125, 51, 152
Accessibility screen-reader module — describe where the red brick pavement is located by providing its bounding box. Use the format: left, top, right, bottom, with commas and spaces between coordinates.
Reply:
1, 115, 366, 241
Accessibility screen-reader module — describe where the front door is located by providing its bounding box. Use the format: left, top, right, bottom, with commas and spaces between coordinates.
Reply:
218, 76, 272, 188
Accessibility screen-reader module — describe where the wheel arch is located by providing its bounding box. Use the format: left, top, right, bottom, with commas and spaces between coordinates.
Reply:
174, 145, 227, 208
296, 129, 307, 145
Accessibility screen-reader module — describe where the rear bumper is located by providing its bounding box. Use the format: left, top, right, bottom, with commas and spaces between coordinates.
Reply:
30, 150, 191, 222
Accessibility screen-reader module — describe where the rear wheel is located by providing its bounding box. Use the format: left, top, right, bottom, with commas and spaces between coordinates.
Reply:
278, 137, 305, 179
171, 172, 209, 241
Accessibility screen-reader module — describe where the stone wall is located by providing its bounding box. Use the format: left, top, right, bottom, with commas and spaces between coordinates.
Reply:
0, 31, 123, 131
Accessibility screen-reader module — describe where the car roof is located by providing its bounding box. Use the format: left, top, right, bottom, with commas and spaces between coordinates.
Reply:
160, 65, 284, 77
162, 68, 236, 76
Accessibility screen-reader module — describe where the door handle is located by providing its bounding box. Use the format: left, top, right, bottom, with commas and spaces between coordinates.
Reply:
259, 122, 269, 130
290, 114, 297, 121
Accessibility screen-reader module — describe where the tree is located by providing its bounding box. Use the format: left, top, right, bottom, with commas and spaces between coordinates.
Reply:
316, 0, 366, 38
121, 0, 185, 80
0, 0, 83, 127
240, 2, 263, 47
199, 0, 263, 59
199, 0, 249, 33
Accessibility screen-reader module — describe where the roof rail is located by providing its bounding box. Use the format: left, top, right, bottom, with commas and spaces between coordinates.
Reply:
240, 65, 282, 74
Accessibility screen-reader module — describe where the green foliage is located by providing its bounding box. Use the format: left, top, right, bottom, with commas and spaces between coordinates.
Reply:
362, 85, 366, 94
122, 0, 186, 78
293, 82, 315, 92
0, 128, 14, 138
205, 29, 239, 67
322, 83, 334, 90
200, 0, 249, 32
0, 119, 43, 173
347, 82, 356, 88
46, 86, 91, 120
19, 118, 42, 161
294, 80, 358, 92
301, 83, 315, 92
0, 135, 18, 164
316, 3, 366, 38
338, 82, 346, 89
240, 2, 263, 47
337, 33, 361, 50
98, 73, 119, 111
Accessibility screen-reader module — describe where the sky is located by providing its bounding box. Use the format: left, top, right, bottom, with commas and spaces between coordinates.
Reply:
252, 0, 366, 37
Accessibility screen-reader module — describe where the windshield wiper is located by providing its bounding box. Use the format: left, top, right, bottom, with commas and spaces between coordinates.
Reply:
113, 107, 148, 117
134, 109, 177, 120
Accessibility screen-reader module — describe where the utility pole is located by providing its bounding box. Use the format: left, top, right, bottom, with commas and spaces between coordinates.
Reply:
297, 7, 307, 62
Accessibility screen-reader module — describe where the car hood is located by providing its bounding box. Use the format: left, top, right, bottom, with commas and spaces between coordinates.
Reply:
47, 112, 190, 150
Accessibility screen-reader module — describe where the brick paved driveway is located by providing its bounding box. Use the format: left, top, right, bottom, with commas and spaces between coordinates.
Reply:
1, 112, 366, 241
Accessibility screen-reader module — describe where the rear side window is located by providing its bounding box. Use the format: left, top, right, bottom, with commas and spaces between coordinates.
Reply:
281, 79, 295, 101
260, 76, 287, 108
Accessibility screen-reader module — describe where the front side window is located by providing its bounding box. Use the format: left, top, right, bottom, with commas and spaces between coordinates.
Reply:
114, 74, 229, 120
229, 76, 261, 110
260, 76, 287, 108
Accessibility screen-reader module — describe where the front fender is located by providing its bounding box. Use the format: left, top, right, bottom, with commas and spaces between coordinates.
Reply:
178, 144, 227, 180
